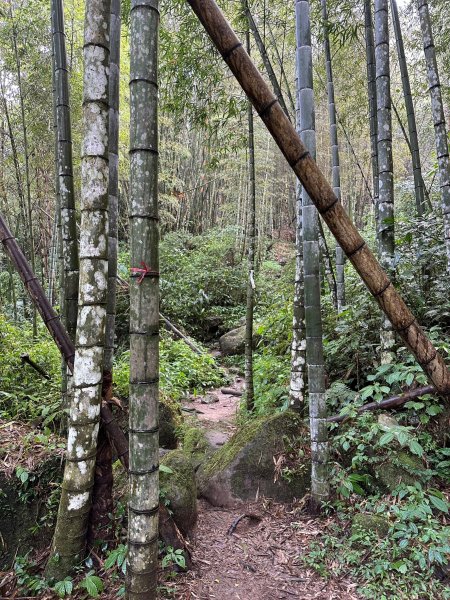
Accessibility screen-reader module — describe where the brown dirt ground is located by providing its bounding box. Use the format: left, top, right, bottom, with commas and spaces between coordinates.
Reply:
0, 374, 361, 599
163, 499, 360, 600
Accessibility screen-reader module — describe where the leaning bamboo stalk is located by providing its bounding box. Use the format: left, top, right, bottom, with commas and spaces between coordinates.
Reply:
0, 213, 75, 365
185, 0, 450, 396
328, 385, 435, 423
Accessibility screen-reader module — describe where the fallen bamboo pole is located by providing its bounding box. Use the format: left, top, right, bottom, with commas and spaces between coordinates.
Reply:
327, 384, 435, 423
185, 0, 450, 396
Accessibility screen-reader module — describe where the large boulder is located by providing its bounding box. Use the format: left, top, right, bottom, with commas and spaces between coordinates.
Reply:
219, 326, 260, 356
160, 450, 198, 536
197, 411, 310, 507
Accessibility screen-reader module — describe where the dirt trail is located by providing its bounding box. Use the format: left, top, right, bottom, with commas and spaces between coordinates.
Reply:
170, 369, 360, 600
184, 374, 244, 448
169, 499, 360, 600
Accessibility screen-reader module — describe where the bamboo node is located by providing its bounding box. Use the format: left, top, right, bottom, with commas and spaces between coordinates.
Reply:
130, 262, 159, 283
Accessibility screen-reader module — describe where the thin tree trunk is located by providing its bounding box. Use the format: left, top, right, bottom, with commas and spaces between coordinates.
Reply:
296, 0, 328, 513
391, 0, 426, 216
10, 6, 37, 336
52, 0, 79, 344
185, 0, 450, 396
243, 0, 290, 119
364, 0, 379, 222
375, 0, 396, 363
322, 0, 345, 313
127, 0, 160, 597
417, 0, 450, 270
47, 0, 111, 578
243, 19, 256, 412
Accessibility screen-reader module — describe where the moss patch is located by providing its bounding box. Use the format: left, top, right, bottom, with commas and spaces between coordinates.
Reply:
374, 451, 426, 492
352, 513, 390, 539
198, 411, 310, 506
160, 450, 197, 535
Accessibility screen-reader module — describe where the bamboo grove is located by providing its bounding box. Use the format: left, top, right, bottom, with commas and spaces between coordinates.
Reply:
1, 0, 450, 597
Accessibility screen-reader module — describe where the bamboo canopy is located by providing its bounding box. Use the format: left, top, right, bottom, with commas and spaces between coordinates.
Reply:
185, 0, 450, 396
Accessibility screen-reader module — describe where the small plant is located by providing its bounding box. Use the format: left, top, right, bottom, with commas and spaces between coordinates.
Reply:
161, 546, 186, 570
78, 571, 104, 598
53, 577, 74, 598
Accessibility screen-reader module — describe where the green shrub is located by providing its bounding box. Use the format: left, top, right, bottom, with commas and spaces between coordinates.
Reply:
0, 315, 62, 427
114, 332, 225, 400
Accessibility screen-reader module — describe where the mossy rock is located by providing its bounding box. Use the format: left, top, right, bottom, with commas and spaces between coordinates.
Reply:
197, 411, 310, 507
351, 513, 390, 539
0, 455, 62, 569
160, 450, 197, 536
159, 396, 182, 449
373, 451, 426, 492
219, 326, 260, 356
182, 426, 214, 469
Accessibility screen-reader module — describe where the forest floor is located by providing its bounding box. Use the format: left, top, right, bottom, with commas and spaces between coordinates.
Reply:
163, 372, 361, 600
0, 368, 361, 599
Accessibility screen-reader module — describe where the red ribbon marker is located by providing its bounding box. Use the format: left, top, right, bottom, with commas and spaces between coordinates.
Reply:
130, 262, 159, 284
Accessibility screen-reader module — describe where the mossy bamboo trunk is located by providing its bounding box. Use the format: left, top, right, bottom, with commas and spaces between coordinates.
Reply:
47, 0, 111, 579
375, 0, 396, 363
89, 0, 122, 543
126, 1, 160, 597
417, 0, 450, 270
51, 0, 79, 344
290, 179, 306, 410
390, 0, 426, 216
321, 0, 345, 313
296, 0, 328, 512
185, 0, 450, 396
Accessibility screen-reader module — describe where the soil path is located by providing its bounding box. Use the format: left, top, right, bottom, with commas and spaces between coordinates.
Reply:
170, 367, 360, 600
183, 373, 244, 448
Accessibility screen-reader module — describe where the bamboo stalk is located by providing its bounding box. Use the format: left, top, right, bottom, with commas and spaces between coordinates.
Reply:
185, 0, 450, 396
391, 0, 426, 216
296, 0, 328, 512
328, 385, 435, 423
127, 0, 160, 596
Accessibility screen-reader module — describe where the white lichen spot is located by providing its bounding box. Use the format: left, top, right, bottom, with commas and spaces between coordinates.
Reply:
68, 491, 89, 511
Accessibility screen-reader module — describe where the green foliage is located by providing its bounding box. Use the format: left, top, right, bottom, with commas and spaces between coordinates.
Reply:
114, 332, 225, 400
161, 546, 186, 570
0, 315, 63, 427
78, 571, 104, 598
303, 484, 450, 599
53, 577, 73, 598
104, 544, 127, 575
159, 228, 247, 335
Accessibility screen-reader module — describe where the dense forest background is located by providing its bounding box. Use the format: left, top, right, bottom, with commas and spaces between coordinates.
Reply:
1, 0, 450, 598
